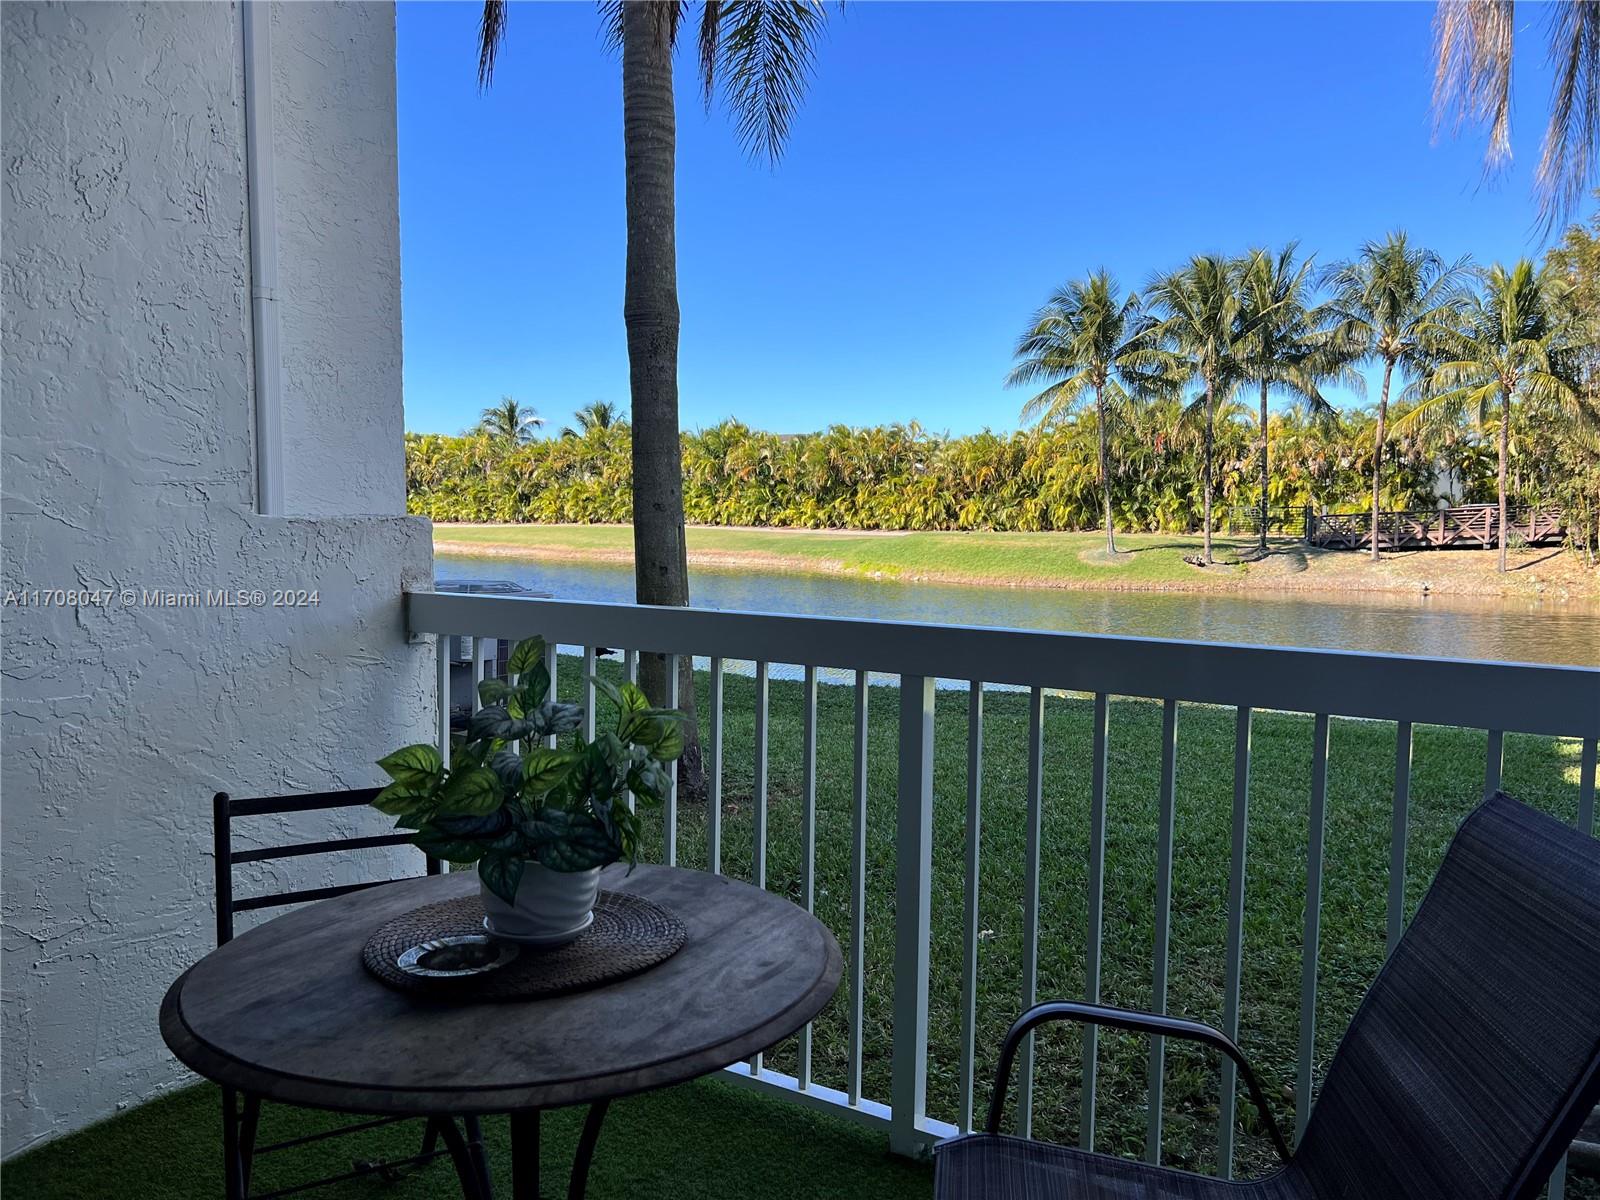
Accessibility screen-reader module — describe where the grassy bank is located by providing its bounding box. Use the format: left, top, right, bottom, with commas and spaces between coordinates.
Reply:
598, 657, 1589, 1186
433, 523, 1598, 600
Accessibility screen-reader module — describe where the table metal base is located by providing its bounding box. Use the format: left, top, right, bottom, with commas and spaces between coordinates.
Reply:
509, 1101, 612, 1200
220, 1093, 612, 1200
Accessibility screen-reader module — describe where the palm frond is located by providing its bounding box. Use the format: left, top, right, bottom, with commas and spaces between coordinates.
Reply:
1536, 0, 1600, 228
1431, 0, 1516, 167
478, 0, 508, 90
700, 0, 831, 163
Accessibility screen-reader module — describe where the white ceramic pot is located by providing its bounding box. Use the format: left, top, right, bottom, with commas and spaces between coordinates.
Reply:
480, 862, 601, 947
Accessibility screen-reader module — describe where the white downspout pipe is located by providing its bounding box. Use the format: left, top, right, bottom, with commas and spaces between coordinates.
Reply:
242, 0, 284, 515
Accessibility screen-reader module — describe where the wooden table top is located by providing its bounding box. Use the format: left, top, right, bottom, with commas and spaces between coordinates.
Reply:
160, 864, 841, 1115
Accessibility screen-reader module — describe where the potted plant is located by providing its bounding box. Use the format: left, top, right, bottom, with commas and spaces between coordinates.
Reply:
372, 637, 685, 946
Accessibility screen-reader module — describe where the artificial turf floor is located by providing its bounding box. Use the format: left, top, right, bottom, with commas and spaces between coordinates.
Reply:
3, 1077, 932, 1200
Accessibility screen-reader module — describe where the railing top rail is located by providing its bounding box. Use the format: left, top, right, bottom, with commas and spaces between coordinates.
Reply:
405, 591, 1600, 739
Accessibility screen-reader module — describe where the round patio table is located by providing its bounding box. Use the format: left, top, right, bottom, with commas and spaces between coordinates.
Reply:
160, 863, 841, 1200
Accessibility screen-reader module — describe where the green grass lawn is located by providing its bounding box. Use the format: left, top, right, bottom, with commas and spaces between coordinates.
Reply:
603, 657, 1590, 1188
433, 523, 1251, 589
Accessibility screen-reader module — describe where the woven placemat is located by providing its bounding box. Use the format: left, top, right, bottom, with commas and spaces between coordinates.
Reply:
362, 890, 685, 1001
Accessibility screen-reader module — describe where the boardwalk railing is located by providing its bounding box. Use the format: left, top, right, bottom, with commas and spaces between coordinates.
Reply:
1307, 504, 1563, 550
405, 590, 1598, 1187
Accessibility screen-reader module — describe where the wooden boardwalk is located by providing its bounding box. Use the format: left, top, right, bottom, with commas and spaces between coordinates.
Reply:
1307, 505, 1563, 551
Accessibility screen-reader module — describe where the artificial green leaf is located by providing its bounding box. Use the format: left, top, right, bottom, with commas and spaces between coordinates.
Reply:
469, 704, 535, 743
436, 766, 502, 816
516, 664, 552, 712
412, 831, 486, 863
591, 675, 623, 712
478, 853, 526, 906
432, 809, 512, 839
376, 743, 443, 788
529, 700, 583, 740
652, 720, 685, 762
453, 738, 492, 769
523, 746, 579, 794
506, 637, 546, 678
477, 678, 513, 706
530, 810, 618, 872
489, 749, 523, 792
371, 781, 434, 816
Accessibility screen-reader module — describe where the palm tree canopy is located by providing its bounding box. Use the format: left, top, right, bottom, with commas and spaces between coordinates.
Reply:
1432, 0, 1600, 227
561, 401, 626, 439
1235, 244, 1358, 422
474, 395, 544, 443
1401, 258, 1583, 432
479, 0, 834, 165
1321, 232, 1471, 375
1146, 254, 1247, 399
1006, 271, 1178, 426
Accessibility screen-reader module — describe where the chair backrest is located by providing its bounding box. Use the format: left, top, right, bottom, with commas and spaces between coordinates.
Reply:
1293, 792, 1600, 1200
213, 788, 440, 946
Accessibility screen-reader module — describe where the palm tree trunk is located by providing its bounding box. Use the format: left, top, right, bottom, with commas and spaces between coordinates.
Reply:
1258, 380, 1269, 554
1370, 360, 1393, 563
1096, 384, 1116, 555
1497, 392, 1510, 573
1202, 376, 1215, 564
621, 4, 704, 795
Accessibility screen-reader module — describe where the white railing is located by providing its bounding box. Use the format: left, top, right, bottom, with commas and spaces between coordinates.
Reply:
405, 590, 1599, 1188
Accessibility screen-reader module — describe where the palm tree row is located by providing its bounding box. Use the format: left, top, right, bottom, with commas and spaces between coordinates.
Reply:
1012, 229, 1593, 569
408, 404, 1491, 538
430, 222, 1596, 569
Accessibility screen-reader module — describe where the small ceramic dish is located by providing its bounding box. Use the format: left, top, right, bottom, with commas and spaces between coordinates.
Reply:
397, 934, 519, 978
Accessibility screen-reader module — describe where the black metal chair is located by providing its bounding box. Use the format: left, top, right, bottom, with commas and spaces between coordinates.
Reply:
935, 791, 1600, 1199
213, 787, 489, 1200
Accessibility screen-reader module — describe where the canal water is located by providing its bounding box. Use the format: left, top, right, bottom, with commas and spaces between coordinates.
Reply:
435, 553, 1600, 669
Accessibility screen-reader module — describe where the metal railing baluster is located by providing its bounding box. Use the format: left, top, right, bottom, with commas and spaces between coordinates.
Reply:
1081, 692, 1109, 1152
623, 648, 638, 812
472, 636, 491, 711
1484, 728, 1504, 801
1218, 705, 1251, 1178
542, 641, 558, 750
1146, 698, 1179, 1164
1387, 722, 1413, 955
1018, 686, 1044, 1139
958, 681, 984, 1133
1297, 712, 1331, 1142
749, 660, 770, 1076
799, 665, 818, 1091
889, 674, 935, 1156
754, 661, 769, 891
581, 646, 597, 741
1580, 737, 1597, 837
664, 653, 679, 867
1549, 1158, 1568, 1200
707, 657, 724, 874
848, 671, 869, 1107
436, 636, 452, 769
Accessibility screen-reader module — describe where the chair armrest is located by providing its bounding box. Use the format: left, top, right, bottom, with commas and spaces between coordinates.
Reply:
985, 999, 1291, 1163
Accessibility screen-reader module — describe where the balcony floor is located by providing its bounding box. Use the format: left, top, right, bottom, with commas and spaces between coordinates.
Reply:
6, 1078, 932, 1199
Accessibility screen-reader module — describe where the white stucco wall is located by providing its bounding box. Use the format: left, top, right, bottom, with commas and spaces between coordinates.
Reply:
273, 2, 408, 517
1, 0, 433, 1156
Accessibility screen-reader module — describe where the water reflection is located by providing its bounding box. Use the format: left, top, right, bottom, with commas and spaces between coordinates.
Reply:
436, 553, 1600, 669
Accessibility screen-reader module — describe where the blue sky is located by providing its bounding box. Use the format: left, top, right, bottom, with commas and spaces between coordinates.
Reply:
396, 1, 1566, 438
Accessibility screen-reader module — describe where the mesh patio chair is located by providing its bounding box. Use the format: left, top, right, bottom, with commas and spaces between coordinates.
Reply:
935, 791, 1600, 1200
213, 787, 490, 1200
